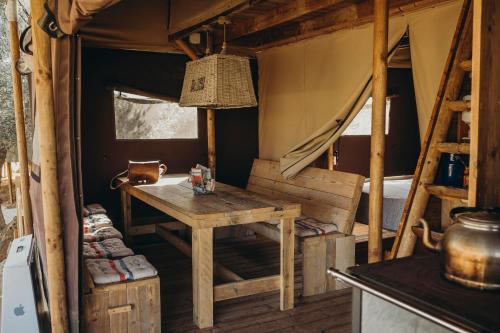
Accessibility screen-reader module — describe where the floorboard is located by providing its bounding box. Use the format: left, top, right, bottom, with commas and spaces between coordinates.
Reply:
134, 235, 352, 333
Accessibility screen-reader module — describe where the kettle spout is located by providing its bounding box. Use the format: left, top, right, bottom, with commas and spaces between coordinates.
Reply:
418, 218, 442, 252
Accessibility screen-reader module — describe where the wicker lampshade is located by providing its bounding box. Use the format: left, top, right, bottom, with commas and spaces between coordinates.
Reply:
179, 54, 257, 109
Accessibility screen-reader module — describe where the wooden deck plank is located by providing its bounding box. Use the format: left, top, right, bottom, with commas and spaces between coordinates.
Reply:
134, 236, 352, 333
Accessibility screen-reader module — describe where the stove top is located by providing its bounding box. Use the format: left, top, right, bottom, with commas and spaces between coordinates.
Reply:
349, 254, 500, 333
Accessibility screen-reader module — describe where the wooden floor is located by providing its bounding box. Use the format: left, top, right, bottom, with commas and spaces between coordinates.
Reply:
134, 235, 352, 333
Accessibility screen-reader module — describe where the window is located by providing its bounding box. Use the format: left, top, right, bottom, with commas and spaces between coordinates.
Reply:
342, 97, 391, 136
113, 91, 198, 140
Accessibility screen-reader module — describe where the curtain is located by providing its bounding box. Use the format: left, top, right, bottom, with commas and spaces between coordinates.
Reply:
257, 1, 463, 178
409, 1, 463, 141
258, 17, 408, 178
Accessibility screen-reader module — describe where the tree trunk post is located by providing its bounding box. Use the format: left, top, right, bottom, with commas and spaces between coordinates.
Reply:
29, 0, 69, 331
175, 39, 216, 176
6, 0, 33, 233
327, 145, 335, 171
6, 163, 14, 205
368, 0, 388, 263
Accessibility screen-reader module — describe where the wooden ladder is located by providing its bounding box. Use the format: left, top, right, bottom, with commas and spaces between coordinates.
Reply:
390, 0, 473, 258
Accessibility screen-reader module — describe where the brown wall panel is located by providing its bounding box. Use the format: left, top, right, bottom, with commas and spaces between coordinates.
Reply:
81, 48, 259, 225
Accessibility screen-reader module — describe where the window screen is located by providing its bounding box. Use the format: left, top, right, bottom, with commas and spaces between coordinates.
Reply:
342, 97, 391, 136
113, 91, 198, 140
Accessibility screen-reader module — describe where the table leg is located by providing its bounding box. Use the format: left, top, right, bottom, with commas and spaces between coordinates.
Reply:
120, 189, 132, 243
280, 217, 295, 310
192, 228, 214, 328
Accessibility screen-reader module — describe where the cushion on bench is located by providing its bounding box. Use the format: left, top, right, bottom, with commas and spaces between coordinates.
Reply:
84, 238, 134, 259
83, 203, 107, 217
85, 255, 157, 285
84, 226, 123, 242
273, 216, 338, 237
83, 213, 113, 232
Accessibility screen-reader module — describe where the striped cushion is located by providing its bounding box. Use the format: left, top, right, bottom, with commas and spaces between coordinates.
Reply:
86, 255, 157, 285
83, 238, 133, 259
84, 226, 123, 242
273, 216, 338, 237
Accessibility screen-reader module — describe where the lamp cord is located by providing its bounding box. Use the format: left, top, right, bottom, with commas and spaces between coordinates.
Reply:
221, 22, 227, 55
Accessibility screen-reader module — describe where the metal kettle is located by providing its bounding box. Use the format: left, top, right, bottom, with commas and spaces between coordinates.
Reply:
419, 207, 500, 290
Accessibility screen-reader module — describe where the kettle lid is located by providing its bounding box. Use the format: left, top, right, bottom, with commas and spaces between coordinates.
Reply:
451, 207, 500, 225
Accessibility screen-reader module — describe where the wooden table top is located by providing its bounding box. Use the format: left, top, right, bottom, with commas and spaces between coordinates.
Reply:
120, 174, 301, 229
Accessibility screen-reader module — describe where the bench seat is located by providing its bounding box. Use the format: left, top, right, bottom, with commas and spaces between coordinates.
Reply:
263, 215, 339, 237
246, 159, 365, 296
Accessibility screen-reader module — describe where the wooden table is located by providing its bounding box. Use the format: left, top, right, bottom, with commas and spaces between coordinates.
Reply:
119, 175, 301, 328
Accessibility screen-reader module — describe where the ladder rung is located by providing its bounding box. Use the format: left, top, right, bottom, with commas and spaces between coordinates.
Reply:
459, 59, 472, 71
435, 142, 470, 154
423, 184, 468, 201
447, 100, 471, 112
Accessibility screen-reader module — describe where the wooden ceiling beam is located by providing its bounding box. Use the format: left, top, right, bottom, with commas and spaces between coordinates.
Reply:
168, 0, 266, 41
233, 0, 454, 50
228, 0, 357, 40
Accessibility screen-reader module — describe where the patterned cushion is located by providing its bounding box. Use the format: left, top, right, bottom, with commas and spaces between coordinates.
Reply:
86, 255, 157, 285
84, 226, 123, 242
270, 216, 338, 237
83, 213, 113, 232
83, 238, 134, 259
83, 203, 107, 217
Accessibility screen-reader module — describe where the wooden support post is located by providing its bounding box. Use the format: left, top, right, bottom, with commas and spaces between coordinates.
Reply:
6, 0, 33, 233
192, 228, 214, 328
175, 39, 216, 176
29, 0, 69, 331
207, 109, 216, 175
469, 0, 500, 207
120, 189, 132, 243
280, 217, 294, 310
15, 177, 24, 236
327, 146, 334, 170
368, 0, 388, 264
205, 34, 216, 176
6, 163, 14, 205
175, 39, 199, 61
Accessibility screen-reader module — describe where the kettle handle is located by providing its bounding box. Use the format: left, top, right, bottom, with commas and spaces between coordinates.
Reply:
418, 218, 442, 252
450, 206, 500, 220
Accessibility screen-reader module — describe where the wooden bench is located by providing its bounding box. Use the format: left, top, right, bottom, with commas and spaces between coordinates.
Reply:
246, 159, 365, 296
83, 267, 161, 332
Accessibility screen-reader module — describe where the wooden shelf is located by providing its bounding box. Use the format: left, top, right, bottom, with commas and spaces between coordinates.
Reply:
434, 142, 470, 154
459, 59, 472, 71
411, 225, 444, 242
353, 222, 396, 244
423, 184, 468, 201
447, 100, 471, 112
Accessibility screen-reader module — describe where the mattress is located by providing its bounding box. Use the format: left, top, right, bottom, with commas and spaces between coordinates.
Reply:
355, 178, 412, 231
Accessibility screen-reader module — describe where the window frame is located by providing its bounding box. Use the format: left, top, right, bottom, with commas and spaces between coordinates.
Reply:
110, 86, 202, 142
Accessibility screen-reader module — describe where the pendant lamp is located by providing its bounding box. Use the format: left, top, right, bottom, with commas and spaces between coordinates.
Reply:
179, 19, 257, 109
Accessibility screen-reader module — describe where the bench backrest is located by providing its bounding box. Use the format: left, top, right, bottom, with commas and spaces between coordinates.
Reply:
247, 159, 365, 234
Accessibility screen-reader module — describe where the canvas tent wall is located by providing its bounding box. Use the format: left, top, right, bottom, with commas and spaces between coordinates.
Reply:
257, 0, 463, 178
26, 0, 463, 331
28, 0, 175, 331
30, 0, 260, 330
